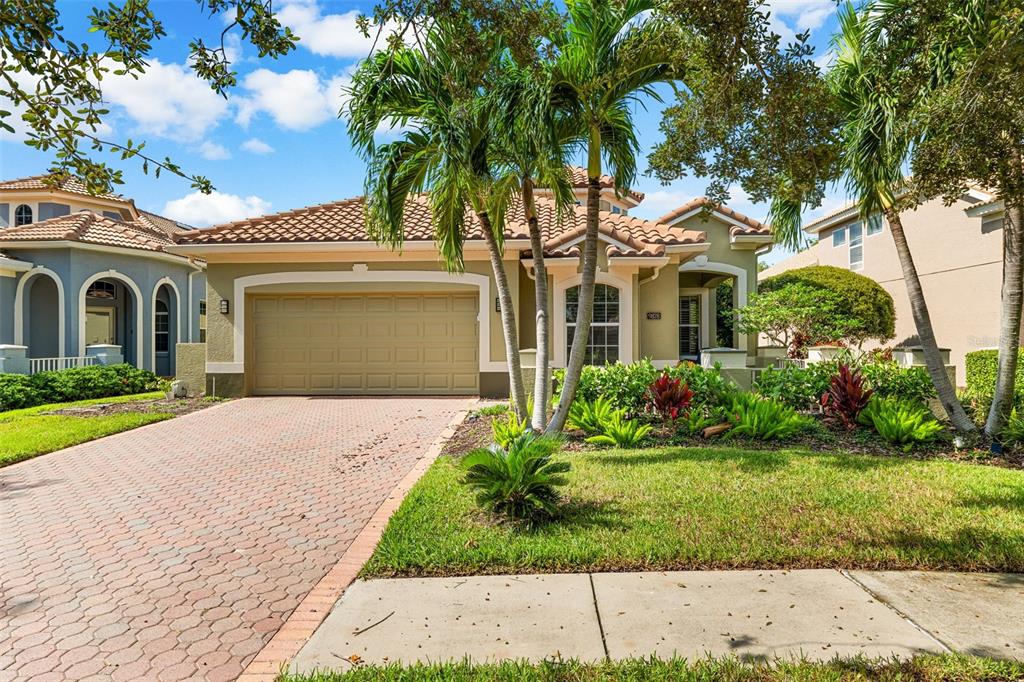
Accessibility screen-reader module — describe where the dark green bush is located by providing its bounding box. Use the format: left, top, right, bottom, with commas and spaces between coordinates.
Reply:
0, 374, 40, 411
759, 265, 896, 344
965, 349, 1024, 403
555, 360, 735, 416
0, 364, 160, 412
754, 365, 831, 410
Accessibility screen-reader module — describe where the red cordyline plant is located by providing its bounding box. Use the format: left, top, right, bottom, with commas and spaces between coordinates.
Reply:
647, 373, 694, 422
820, 363, 873, 429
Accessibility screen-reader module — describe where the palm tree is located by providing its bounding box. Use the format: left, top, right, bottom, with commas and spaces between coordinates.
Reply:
345, 25, 530, 418
491, 60, 577, 431
826, 4, 976, 432
544, 0, 677, 433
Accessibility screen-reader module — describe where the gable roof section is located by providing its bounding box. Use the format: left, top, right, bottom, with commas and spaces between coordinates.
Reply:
137, 209, 194, 237
565, 166, 645, 203
656, 196, 770, 236
0, 211, 186, 256
174, 194, 705, 258
0, 175, 127, 203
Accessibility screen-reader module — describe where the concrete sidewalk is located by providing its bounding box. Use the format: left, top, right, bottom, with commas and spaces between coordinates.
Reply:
290, 569, 1023, 673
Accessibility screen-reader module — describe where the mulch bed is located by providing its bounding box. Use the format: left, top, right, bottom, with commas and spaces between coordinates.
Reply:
444, 404, 1023, 469
45, 396, 221, 418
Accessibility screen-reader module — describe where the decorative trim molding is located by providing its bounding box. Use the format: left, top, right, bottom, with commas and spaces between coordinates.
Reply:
14, 266, 66, 357
206, 361, 244, 373
552, 270, 634, 367
151, 277, 183, 372
78, 270, 145, 366
228, 269, 504, 373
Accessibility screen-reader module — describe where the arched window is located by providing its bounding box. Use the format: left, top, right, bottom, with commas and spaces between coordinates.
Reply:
566, 283, 619, 365
155, 299, 169, 353
14, 204, 32, 226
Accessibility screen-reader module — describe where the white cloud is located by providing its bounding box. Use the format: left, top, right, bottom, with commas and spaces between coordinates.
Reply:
767, 0, 835, 32
634, 189, 694, 218
235, 68, 350, 130
162, 190, 270, 227
277, 0, 395, 58
198, 141, 231, 160
102, 59, 228, 141
241, 137, 274, 154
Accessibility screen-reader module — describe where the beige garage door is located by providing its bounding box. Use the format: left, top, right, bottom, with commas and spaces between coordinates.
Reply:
249, 293, 479, 395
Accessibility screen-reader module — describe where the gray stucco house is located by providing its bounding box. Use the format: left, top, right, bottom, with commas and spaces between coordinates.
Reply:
0, 175, 206, 376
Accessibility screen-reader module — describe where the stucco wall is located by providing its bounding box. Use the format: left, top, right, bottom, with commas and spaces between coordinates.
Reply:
5, 247, 201, 371
0, 275, 15, 343
761, 196, 1003, 379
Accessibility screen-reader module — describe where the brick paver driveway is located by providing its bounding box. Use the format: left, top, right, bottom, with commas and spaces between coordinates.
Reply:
1, 397, 469, 681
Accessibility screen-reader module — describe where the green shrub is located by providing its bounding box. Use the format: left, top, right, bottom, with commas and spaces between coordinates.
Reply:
999, 408, 1024, 448
859, 362, 935, 404
567, 396, 616, 436
586, 411, 653, 448
725, 393, 814, 441
663, 362, 737, 409
0, 364, 160, 412
460, 433, 569, 523
965, 349, 1024, 406
0, 374, 39, 411
492, 411, 528, 449
759, 265, 896, 345
859, 396, 944, 447
474, 403, 509, 417
754, 365, 830, 410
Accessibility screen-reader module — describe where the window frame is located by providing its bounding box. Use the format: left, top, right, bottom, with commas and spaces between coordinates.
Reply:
679, 295, 701, 360
848, 220, 864, 270
866, 213, 884, 236
14, 204, 32, 226
831, 226, 846, 246
566, 283, 620, 366
155, 299, 170, 354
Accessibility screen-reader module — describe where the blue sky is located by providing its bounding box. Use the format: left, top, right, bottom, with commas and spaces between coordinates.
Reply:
1, 0, 848, 264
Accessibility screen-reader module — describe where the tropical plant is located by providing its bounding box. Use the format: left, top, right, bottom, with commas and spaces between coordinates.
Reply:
646, 373, 693, 422
999, 409, 1024, 449
679, 405, 726, 438
753, 365, 830, 411
492, 411, 529, 449
858, 396, 944, 447
461, 433, 570, 522
345, 22, 531, 420
820, 364, 873, 430
725, 393, 813, 441
545, 0, 678, 433
736, 283, 861, 358
557, 361, 659, 416
757, 265, 896, 347
585, 411, 653, 447
475, 403, 510, 417
818, 3, 974, 432
567, 395, 617, 436
665, 362, 737, 409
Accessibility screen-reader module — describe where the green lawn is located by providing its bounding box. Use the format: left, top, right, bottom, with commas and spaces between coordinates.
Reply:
281, 654, 1024, 681
362, 446, 1024, 577
0, 392, 171, 467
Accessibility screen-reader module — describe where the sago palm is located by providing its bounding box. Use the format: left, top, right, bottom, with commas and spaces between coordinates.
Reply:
461, 432, 570, 522
545, 0, 678, 433
344, 24, 530, 418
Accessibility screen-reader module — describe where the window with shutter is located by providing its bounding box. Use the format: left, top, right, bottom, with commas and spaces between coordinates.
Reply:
679, 295, 700, 359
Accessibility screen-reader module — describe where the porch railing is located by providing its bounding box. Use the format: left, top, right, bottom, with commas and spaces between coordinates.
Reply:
28, 356, 96, 374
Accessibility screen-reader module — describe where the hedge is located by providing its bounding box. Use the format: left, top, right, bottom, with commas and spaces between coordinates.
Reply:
965, 349, 1024, 401
0, 364, 160, 412
759, 265, 896, 343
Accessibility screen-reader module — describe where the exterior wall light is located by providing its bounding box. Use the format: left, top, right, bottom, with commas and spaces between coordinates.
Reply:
219, 299, 230, 314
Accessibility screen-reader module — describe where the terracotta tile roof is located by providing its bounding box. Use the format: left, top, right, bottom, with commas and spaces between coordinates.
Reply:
137, 210, 193, 238
0, 175, 127, 202
655, 196, 771, 235
0, 211, 186, 256
565, 166, 645, 202
176, 194, 706, 257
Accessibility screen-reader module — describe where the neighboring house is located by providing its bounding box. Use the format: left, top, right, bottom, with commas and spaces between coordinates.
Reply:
761, 187, 1006, 382
170, 171, 773, 397
0, 176, 206, 376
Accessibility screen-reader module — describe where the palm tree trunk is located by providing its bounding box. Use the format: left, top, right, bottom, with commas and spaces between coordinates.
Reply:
547, 172, 601, 434
986, 199, 1024, 437
478, 211, 529, 420
523, 177, 550, 431
885, 207, 976, 432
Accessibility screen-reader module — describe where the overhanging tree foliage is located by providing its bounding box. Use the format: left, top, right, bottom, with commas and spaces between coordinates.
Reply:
1, 0, 299, 194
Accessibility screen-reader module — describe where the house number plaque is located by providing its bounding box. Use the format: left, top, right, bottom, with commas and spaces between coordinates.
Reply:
646, 312, 662, 320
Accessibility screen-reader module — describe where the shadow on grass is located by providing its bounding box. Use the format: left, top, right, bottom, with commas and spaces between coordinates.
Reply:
528, 498, 627, 535
957, 485, 1024, 513
592, 447, 792, 473
862, 526, 1024, 571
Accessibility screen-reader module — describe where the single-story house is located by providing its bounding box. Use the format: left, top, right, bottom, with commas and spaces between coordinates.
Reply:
0, 176, 206, 376
761, 186, 1008, 382
170, 172, 774, 397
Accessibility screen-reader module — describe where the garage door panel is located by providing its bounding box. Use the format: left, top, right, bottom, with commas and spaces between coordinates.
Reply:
250, 293, 478, 395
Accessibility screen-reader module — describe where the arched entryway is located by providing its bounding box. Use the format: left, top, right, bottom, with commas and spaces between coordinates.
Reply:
21, 273, 62, 358
80, 274, 141, 366
152, 281, 179, 376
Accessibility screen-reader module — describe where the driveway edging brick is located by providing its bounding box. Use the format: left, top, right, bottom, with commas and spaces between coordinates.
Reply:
236, 400, 475, 681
